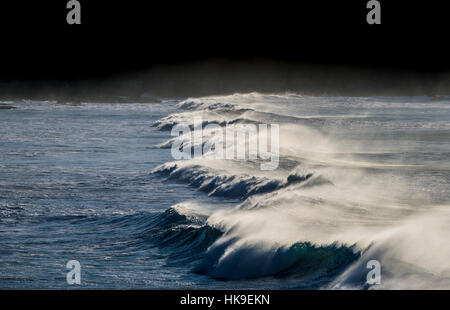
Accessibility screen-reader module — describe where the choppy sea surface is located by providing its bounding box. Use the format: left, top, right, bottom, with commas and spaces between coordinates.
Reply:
0, 93, 449, 289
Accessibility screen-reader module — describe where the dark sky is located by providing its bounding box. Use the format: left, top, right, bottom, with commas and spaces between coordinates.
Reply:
1, 0, 449, 97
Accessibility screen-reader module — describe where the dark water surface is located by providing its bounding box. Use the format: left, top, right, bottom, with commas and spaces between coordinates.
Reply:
1, 95, 449, 289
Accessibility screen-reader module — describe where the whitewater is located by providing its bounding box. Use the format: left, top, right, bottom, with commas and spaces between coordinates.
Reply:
1, 93, 449, 289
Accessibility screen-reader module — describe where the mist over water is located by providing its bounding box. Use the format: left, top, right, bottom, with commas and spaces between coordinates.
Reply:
1, 93, 449, 289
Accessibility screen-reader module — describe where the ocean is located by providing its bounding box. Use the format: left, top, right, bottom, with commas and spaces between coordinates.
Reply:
0, 93, 449, 289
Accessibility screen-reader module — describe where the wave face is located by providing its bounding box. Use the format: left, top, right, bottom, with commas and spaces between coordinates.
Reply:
151, 92, 450, 289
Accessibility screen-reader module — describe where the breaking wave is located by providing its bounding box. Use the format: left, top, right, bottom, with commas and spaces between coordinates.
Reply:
149, 92, 450, 289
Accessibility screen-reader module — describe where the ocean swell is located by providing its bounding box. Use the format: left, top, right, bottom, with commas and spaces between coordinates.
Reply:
148, 93, 450, 289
